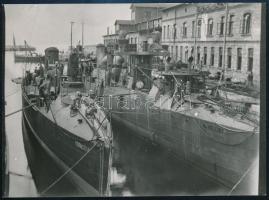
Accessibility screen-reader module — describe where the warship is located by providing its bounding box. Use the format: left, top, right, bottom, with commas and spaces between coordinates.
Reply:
21, 46, 113, 196
91, 31, 259, 188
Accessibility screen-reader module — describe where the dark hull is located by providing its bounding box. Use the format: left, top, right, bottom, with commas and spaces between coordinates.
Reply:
14, 55, 44, 63
22, 92, 110, 196
103, 94, 258, 188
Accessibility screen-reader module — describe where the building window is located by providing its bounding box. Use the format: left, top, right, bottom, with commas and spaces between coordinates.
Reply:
219, 16, 225, 35
144, 11, 151, 21
180, 46, 183, 60
173, 24, 177, 40
207, 18, 213, 36
219, 47, 223, 68
197, 46, 200, 64
227, 48, 232, 69
197, 19, 202, 38
183, 22, 187, 37
167, 25, 170, 39
228, 15, 234, 35
176, 46, 178, 60
242, 13, 251, 34
210, 47, 215, 66
163, 26, 166, 39
185, 47, 188, 63
192, 21, 195, 37
237, 48, 242, 70
203, 47, 207, 65
248, 48, 254, 72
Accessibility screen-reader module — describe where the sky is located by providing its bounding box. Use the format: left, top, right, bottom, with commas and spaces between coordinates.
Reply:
5, 4, 131, 53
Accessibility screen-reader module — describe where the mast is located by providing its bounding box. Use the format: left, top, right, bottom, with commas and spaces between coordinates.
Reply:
12, 34, 16, 49
70, 21, 74, 51
13, 34, 16, 57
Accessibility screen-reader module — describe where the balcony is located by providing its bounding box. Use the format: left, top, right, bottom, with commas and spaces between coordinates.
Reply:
125, 44, 137, 52
136, 18, 162, 32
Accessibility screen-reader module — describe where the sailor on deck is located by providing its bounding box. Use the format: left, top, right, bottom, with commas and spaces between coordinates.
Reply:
70, 91, 82, 117
39, 75, 51, 112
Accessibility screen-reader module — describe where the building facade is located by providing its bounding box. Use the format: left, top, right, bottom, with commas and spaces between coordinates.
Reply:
161, 3, 261, 87
103, 3, 173, 54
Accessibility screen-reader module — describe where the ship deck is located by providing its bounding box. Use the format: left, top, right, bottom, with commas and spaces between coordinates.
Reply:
103, 86, 257, 133
24, 85, 110, 142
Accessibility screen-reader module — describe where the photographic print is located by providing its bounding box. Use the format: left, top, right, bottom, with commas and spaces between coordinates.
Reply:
3, 2, 263, 197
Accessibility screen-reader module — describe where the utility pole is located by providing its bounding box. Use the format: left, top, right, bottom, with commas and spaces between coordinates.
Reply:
222, 3, 229, 77
70, 21, 74, 51
82, 21, 84, 50
193, 5, 199, 67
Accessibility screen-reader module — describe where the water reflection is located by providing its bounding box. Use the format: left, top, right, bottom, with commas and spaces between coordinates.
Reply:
110, 124, 230, 196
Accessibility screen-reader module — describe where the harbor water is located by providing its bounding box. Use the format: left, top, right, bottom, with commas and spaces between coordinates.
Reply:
4, 52, 257, 196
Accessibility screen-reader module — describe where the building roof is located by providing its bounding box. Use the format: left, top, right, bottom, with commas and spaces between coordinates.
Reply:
103, 33, 119, 37
161, 3, 187, 11
130, 3, 178, 10
114, 20, 135, 25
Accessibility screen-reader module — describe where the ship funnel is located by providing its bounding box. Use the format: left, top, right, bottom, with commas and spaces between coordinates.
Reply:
44, 47, 59, 70
67, 52, 79, 81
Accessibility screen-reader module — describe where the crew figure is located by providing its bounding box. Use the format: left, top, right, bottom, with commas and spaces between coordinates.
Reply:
247, 71, 254, 87
25, 70, 32, 86
38, 75, 51, 112
70, 91, 82, 117
188, 55, 194, 69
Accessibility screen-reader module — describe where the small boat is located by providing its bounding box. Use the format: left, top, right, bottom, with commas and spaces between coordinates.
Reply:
13, 40, 44, 63
14, 53, 44, 63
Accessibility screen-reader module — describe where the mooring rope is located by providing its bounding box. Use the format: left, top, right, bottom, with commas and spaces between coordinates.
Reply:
5, 89, 21, 98
39, 95, 113, 196
5, 103, 36, 118
227, 159, 258, 195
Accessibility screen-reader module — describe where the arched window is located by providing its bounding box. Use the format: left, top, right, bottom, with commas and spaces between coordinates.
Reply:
220, 16, 225, 35
197, 19, 202, 38
173, 24, 177, 39
183, 22, 187, 37
207, 18, 213, 36
243, 13, 251, 34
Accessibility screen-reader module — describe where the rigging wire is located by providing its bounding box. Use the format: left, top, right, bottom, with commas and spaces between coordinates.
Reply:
40, 142, 98, 195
